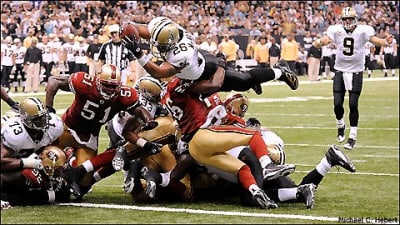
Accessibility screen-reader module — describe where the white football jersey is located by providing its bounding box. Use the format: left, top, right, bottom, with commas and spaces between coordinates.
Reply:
327, 24, 375, 72
1, 113, 63, 153
164, 28, 205, 80
37, 42, 53, 63
383, 39, 396, 54
110, 94, 159, 139
14, 46, 27, 64
1, 44, 14, 66
63, 42, 77, 61
364, 41, 374, 56
74, 43, 89, 64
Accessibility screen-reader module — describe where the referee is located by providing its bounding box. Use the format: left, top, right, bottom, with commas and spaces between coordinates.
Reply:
96, 24, 136, 85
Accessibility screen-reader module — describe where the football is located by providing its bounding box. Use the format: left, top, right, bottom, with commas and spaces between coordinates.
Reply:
120, 23, 140, 41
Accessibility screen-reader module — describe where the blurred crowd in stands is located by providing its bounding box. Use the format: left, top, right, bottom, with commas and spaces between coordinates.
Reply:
1, 1, 399, 89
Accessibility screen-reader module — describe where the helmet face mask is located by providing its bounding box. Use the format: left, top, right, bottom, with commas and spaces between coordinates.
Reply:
340, 7, 357, 31
40, 146, 67, 178
19, 97, 50, 130
149, 18, 179, 58
224, 93, 249, 118
96, 64, 121, 100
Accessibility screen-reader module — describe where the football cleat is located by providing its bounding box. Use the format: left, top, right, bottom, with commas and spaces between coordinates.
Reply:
344, 138, 356, 150
123, 177, 135, 194
1, 200, 12, 210
66, 166, 86, 199
252, 189, 278, 209
337, 125, 346, 142
251, 84, 263, 95
297, 183, 316, 209
263, 163, 296, 180
145, 180, 157, 199
112, 146, 127, 171
325, 145, 356, 172
274, 60, 299, 90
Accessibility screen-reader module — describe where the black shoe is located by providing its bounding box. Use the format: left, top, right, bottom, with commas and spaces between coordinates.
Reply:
123, 160, 142, 193
344, 138, 356, 150
112, 146, 127, 171
140, 166, 161, 199
337, 125, 345, 142
274, 60, 299, 90
251, 188, 278, 209
325, 145, 356, 172
252, 84, 263, 95
384, 73, 387, 77
67, 166, 86, 199
297, 183, 316, 209
263, 163, 296, 180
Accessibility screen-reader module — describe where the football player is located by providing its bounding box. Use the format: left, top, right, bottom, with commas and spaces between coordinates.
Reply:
313, 7, 394, 150
159, 76, 302, 209
121, 16, 298, 96
1, 98, 69, 207
45, 64, 158, 198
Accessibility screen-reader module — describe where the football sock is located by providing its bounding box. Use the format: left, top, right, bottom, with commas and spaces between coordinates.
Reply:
160, 171, 171, 187
259, 155, 272, 168
349, 126, 357, 140
82, 160, 94, 173
238, 165, 257, 190
315, 157, 331, 177
337, 118, 345, 128
249, 131, 268, 159
299, 169, 324, 186
277, 188, 297, 202
272, 68, 282, 79
89, 149, 116, 169
391, 69, 395, 76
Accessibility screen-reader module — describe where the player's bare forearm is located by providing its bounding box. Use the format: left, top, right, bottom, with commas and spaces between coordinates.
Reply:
46, 76, 71, 107
133, 105, 154, 124
313, 35, 331, 48
370, 35, 393, 47
189, 67, 225, 95
143, 61, 178, 79
1, 145, 20, 171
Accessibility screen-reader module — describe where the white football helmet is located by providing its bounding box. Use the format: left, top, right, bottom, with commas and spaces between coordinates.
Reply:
340, 7, 357, 31
148, 16, 180, 58
223, 93, 249, 118
135, 76, 163, 102
19, 97, 50, 130
96, 64, 121, 100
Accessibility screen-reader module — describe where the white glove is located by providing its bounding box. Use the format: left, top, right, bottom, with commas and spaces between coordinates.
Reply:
21, 153, 43, 170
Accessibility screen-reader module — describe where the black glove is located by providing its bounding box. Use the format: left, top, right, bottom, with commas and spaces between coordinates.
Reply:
46, 105, 56, 114
141, 120, 158, 131
246, 117, 261, 128
216, 52, 227, 68
143, 141, 162, 155
121, 35, 143, 58
5, 98, 19, 113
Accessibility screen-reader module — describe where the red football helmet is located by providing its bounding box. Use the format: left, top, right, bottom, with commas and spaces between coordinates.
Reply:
223, 93, 249, 118
96, 64, 121, 100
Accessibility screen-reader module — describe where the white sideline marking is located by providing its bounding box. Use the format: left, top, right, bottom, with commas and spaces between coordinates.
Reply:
269, 126, 399, 131
59, 202, 338, 222
294, 170, 399, 177
285, 143, 399, 150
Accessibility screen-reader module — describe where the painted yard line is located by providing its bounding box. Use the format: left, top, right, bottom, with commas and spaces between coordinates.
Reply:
269, 126, 399, 131
285, 143, 399, 150
294, 170, 399, 177
59, 202, 339, 222
249, 112, 398, 118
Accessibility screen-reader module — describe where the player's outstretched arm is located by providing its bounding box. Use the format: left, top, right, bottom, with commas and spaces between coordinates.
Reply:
370, 33, 393, 47
45, 76, 71, 113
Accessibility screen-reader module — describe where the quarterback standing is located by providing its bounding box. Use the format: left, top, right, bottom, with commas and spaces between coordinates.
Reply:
313, 7, 394, 150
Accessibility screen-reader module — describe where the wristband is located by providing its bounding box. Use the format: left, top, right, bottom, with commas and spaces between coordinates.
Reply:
5, 98, 16, 107
137, 54, 151, 67
136, 138, 148, 148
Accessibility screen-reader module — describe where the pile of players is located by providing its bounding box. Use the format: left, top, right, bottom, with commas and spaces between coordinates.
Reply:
1, 13, 360, 210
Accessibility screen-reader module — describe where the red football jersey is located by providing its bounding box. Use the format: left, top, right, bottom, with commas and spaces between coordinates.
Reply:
63, 72, 139, 136
161, 78, 208, 135
205, 93, 246, 127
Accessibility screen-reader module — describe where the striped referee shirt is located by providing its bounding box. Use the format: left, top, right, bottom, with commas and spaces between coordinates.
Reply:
96, 40, 135, 70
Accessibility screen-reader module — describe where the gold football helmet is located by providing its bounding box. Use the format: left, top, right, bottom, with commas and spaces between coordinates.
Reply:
267, 143, 285, 165
223, 93, 249, 118
340, 7, 357, 31
19, 97, 49, 130
96, 64, 121, 100
40, 145, 67, 177
149, 17, 180, 58
135, 76, 163, 102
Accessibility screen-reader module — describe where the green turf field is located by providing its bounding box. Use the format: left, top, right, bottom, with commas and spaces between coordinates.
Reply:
1, 71, 399, 224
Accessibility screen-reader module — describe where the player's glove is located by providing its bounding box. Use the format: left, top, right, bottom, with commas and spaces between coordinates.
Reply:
46, 105, 56, 114
121, 35, 143, 58
143, 141, 163, 155
5, 98, 19, 113
216, 52, 227, 68
141, 120, 158, 131
21, 153, 43, 170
